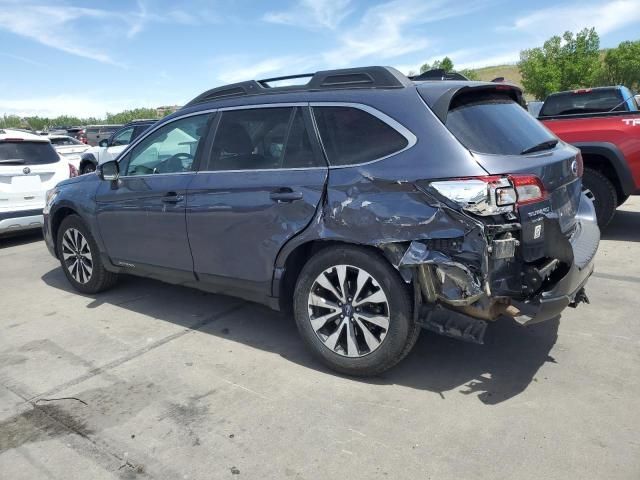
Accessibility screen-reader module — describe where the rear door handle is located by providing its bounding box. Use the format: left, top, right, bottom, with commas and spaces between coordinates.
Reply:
270, 188, 303, 203
162, 192, 184, 203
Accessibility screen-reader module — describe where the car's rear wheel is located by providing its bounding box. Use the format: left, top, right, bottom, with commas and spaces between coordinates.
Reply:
81, 162, 96, 175
582, 168, 617, 229
293, 246, 420, 376
57, 215, 117, 294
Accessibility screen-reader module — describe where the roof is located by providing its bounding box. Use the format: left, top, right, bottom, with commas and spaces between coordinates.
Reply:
184, 66, 411, 108
124, 119, 157, 125
0, 129, 50, 142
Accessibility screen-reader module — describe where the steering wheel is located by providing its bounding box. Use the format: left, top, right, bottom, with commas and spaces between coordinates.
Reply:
154, 152, 194, 174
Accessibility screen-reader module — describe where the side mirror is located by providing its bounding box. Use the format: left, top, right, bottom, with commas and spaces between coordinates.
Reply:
99, 160, 119, 181
99, 139, 109, 147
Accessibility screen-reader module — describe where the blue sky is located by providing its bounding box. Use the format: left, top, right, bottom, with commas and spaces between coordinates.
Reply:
1, 0, 639, 117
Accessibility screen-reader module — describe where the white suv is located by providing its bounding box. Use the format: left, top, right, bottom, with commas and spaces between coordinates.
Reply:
0, 129, 76, 235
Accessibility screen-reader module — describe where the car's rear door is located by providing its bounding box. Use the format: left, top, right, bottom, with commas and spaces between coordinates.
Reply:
95, 113, 214, 277
186, 105, 327, 300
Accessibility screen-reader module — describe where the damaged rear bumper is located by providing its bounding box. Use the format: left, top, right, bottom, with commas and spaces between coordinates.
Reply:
511, 192, 599, 325
389, 192, 599, 340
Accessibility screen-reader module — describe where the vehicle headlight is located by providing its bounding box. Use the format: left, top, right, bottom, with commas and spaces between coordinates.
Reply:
43, 187, 59, 214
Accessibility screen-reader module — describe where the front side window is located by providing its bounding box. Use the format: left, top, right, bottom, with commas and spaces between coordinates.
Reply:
208, 107, 319, 171
111, 127, 134, 146
124, 114, 211, 176
312, 106, 408, 166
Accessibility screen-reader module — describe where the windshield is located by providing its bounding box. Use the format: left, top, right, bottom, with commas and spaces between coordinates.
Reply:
0, 141, 60, 164
539, 89, 625, 116
445, 93, 557, 155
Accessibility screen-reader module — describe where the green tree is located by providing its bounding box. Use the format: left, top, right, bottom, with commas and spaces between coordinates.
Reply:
458, 68, 479, 80
519, 28, 601, 100
419, 56, 476, 78
0, 114, 23, 128
105, 108, 161, 124
602, 40, 640, 89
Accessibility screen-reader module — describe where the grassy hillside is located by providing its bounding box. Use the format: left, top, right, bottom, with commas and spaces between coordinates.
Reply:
472, 64, 521, 85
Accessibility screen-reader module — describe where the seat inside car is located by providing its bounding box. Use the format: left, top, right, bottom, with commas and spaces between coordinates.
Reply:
213, 122, 266, 170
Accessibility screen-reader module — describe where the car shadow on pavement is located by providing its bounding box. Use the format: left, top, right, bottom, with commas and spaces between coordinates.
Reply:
41, 267, 558, 406
0, 231, 43, 249
602, 208, 640, 242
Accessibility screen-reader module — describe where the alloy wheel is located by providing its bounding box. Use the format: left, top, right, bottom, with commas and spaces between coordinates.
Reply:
583, 187, 595, 204
307, 264, 390, 358
61, 228, 93, 284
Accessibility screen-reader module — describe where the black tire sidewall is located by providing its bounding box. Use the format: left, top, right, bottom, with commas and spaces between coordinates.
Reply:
57, 215, 108, 294
582, 168, 617, 228
293, 246, 417, 376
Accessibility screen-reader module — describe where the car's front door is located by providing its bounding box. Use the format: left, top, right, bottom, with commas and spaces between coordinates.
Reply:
186, 105, 328, 299
95, 113, 214, 277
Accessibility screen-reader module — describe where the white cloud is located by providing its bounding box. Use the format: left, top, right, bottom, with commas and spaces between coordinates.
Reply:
0, 4, 121, 65
322, 0, 491, 67
212, 55, 316, 84
501, 0, 640, 38
0, 52, 47, 67
0, 94, 161, 118
0, 0, 208, 65
264, 0, 353, 30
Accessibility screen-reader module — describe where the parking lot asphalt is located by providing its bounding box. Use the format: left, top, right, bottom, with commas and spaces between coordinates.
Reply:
1, 198, 639, 480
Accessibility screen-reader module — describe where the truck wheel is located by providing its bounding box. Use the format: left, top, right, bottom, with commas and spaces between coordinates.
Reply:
293, 245, 420, 376
582, 168, 617, 228
57, 215, 118, 294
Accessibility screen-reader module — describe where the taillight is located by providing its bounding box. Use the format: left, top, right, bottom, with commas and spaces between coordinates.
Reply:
575, 151, 584, 177
509, 174, 547, 205
430, 174, 546, 216
69, 163, 78, 178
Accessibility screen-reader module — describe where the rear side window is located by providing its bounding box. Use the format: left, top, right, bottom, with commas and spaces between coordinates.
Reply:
50, 137, 82, 146
209, 107, 320, 171
446, 93, 557, 155
0, 141, 59, 165
312, 106, 408, 166
539, 89, 625, 116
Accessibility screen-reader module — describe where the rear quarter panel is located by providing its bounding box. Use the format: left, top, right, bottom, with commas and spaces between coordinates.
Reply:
542, 113, 640, 189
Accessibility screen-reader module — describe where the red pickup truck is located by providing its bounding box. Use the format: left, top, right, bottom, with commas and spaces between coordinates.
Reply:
539, 86, 640, 227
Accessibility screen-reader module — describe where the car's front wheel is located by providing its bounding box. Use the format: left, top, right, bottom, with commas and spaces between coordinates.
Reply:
293, 246, 420, 376
57, 215, 118, 294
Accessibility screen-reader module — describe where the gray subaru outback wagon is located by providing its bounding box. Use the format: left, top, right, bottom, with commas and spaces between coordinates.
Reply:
43, 66, 599, 376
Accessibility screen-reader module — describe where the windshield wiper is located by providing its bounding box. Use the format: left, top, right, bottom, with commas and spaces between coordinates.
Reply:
0, 158, 26, 164
520, 139, 558, 155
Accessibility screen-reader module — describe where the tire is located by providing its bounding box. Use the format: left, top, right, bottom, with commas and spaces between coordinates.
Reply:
81, 162, 96, 175
582, 168, 617, 229
293, 245, 420, 376
56, 214, 118, 294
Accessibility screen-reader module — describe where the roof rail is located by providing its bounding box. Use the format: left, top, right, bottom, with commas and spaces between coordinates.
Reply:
410, 69, 470, 81
184, 66, 411, 107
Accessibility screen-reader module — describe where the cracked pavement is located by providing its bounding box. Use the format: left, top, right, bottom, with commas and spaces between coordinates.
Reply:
1, 197, 640, 479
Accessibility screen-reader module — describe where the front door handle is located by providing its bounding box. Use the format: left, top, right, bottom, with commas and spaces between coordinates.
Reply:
270, 188, 303, 203
162, 192, 184, 203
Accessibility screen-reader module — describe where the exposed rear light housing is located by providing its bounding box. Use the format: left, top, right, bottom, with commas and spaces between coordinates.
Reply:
69, 163, 79, 178
575, 151, 584, 177
430, 174, 547, 216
